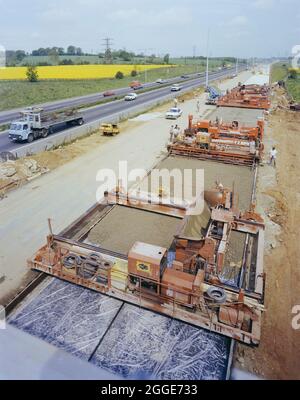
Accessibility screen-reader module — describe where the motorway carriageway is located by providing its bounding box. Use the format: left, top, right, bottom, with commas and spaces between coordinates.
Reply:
0, 68, 242, 154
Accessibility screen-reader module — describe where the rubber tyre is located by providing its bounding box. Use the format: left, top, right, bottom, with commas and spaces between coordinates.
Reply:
27, 134, 34, 143
77, 118, 84, 126
41, 128, 48, 138
63, 254, 82, 269
206, 286, 227, 304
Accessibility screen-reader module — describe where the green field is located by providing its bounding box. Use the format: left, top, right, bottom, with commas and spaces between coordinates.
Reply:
0, 64, 216, 111
18, 55, 228, 68
286, 77, 300, 102
271, 63, 289, 83
271, 62, 300, 102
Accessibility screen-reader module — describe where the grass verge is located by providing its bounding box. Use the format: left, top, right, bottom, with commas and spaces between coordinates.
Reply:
0, 65, 214, 111
271, 62, 300, 102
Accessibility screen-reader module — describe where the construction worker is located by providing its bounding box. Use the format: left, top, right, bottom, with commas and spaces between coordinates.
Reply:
174, 97, 178, 108
169, 125, 174, 142
269, 146, 277, 167
174, 125, 180, 139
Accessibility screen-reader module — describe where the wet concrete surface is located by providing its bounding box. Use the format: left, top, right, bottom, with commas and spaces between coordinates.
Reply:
86, 205, 182, 255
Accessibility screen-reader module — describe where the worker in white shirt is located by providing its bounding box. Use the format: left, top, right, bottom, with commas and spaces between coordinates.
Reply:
269, 146, 277, 167
169, 125, 174, 142
174, 125, 180, 139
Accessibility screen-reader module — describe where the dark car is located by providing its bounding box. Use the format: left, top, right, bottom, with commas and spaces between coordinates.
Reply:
103, 91, 116, 97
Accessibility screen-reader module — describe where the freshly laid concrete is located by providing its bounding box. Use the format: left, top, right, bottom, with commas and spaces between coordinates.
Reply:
86, 205, 181, 255
139, 157, 254, 211
208, 107, 264, 126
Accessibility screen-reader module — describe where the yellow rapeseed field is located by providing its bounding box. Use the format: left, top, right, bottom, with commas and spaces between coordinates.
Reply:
0, 64, 167, 80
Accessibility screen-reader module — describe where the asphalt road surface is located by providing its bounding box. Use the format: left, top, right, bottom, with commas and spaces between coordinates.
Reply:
0, 67, 243, 154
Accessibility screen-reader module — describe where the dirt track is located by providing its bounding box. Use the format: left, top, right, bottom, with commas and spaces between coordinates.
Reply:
236, 108, 300, 379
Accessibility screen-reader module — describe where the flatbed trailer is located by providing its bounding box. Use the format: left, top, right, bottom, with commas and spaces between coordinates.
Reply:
9, 107, 84, 143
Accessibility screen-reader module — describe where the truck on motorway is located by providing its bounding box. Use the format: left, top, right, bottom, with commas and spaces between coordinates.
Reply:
129, 80, 143, 90
8, 107, 84, 143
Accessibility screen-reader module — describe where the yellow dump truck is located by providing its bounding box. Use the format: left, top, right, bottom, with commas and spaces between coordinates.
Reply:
101, 123, 120, 136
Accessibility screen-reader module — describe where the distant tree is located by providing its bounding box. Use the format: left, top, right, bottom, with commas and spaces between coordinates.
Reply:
26, 65, 39, 82
131, 70, 137, 77
115, 71, 124, 79
67, 45, 76, 55
49, 48, 59, 65
32, 48, 48, 56
76, 47, 83, 56
15, 50, 26, 62
117, 49, 133, 62
147, 54, 156, 63
59, 59, 74, 65
163, 54, 170, 64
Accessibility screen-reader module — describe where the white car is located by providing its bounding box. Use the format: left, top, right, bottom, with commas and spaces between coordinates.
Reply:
171, 84, 182, 92
156, 78, 165, 84
124, 93, 137, 101
165, 107, 183, 119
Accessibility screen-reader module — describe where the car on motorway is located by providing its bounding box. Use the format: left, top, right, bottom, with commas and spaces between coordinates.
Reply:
171, 84, 182, 92
103, 91, 116, 97
165, 107, 183, 119
156, 78, 166, 84
124, 93, 137, 101
181, 75, 189, 79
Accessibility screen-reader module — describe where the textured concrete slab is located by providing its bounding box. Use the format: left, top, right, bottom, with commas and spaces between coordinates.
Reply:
9, 278, 123, 361
91, 303, 230, 380
8, 279, 230, 380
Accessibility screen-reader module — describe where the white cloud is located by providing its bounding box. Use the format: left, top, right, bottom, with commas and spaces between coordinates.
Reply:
40, 7, 74, 22
228, 15, 248, 26
107, 8, 139, 21
253, 0, 274, 9
108, 7, 192, 27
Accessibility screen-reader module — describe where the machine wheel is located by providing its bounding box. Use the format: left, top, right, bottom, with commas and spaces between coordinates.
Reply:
77, 118, 84, 126
63, 254, 83, 269
88, 253, 104, 263
41, 128, 48, 138
206, 286, 227, 304
27, 134, 34, 143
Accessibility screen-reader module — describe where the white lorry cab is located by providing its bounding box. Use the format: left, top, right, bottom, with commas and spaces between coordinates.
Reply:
9, 107, 84, 143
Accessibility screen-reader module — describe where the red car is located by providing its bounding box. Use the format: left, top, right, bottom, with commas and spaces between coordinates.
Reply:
103, 91, 116, 97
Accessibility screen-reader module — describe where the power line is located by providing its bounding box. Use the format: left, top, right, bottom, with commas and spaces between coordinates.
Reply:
102, 37, 113, 63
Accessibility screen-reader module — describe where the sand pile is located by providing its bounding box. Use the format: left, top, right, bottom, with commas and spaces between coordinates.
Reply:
0, 158, 48, 192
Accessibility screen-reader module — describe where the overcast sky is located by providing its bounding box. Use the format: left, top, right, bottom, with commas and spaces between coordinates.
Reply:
0, 0, 299, 57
